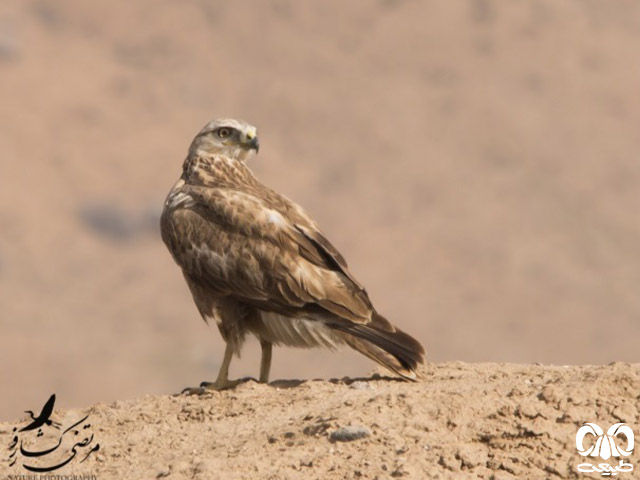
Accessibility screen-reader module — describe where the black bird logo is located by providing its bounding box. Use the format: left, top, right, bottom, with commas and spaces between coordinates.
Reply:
19, 394, 61, 432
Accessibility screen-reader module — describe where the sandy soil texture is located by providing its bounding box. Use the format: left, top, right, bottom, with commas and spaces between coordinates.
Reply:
1, 0, 640, 421
2, 362, 638, 479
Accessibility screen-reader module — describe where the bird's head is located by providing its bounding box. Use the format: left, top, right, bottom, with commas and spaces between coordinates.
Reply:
189, 118, 260, 162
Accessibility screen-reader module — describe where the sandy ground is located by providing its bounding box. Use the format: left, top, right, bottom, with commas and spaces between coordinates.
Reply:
1, 0, 640, 432
2, 362, 639, 479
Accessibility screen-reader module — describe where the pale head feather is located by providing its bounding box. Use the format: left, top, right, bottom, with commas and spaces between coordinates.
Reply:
189, 118, 259, 162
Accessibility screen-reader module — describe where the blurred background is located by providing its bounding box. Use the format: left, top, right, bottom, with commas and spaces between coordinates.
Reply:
1, 0, 639, 419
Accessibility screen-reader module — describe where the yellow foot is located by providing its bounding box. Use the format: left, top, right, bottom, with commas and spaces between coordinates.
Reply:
180, 377, 254, 395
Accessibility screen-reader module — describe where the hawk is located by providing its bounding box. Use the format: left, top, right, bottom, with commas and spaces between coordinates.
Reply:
161, 118, 425, 390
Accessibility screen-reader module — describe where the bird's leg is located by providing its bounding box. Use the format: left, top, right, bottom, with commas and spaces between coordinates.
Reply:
182, 343, 242, 394
259, 340, 272, 383
214, 342, 234, 385
201, 342, 236, 390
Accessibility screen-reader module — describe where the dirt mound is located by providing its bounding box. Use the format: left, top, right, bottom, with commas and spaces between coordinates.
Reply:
2, 362, 638, 479
2, 0, 640, 421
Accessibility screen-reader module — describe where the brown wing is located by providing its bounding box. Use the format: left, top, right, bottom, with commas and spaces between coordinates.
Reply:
162, 178, 426, 378
161, 185, 373, 323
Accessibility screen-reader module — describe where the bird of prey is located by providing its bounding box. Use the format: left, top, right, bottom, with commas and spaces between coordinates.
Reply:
161, 118, 425, 390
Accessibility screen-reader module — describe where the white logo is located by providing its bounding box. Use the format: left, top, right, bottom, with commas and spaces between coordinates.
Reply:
576, 423, 634, 476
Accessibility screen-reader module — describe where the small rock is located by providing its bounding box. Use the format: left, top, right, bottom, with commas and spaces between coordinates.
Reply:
329, 426, 371, 442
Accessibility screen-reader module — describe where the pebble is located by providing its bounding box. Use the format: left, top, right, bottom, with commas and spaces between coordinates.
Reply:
329, 425, 371, 442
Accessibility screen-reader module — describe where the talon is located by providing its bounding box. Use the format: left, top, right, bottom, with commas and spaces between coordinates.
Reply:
183, 378, 247, 392
180, 386, 212, 396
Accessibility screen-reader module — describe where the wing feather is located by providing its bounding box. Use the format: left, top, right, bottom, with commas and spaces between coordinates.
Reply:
162, 185, 373, 323
161, 156, 425, 378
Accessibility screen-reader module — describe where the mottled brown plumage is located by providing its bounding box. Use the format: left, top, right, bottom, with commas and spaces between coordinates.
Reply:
161, 118, 425, 389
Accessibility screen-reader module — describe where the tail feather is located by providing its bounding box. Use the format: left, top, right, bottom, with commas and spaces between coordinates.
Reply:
330, 313, 425, 380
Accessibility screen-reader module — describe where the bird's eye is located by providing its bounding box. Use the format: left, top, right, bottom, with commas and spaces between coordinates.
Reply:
218, 128, 232, 138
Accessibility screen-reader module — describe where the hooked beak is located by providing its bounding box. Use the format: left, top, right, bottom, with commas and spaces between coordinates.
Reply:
248, 136, 260, 152
243, 129, 260, 152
